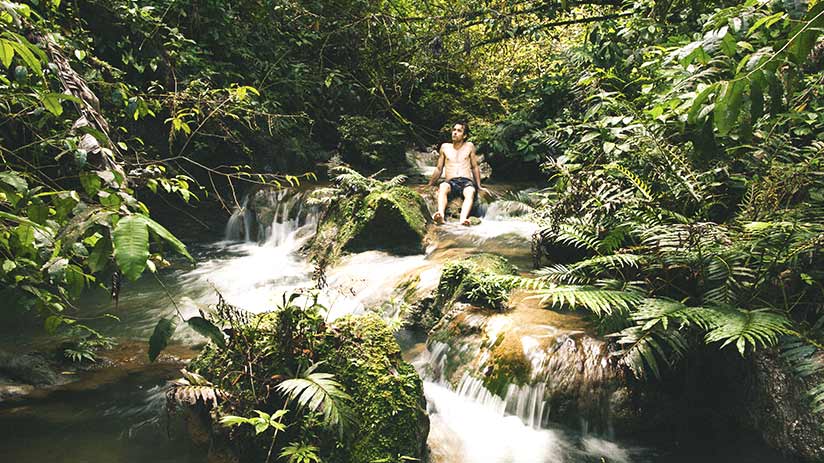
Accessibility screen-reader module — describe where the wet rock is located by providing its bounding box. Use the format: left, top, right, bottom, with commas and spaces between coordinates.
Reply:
728, 348, 824, 461
0, 350, 60, 386
0, 382, 35, 401
319, 314, 429, 462
422, 293, 674, 435
309, 186, 430, 263
404, 254, 518, 331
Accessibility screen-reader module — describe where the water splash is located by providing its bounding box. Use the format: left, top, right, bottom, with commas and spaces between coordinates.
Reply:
223, 189, 319, 244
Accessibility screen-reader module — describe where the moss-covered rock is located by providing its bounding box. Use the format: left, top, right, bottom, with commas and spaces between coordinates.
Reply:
309, 186, 430, 264
320, 314, 429, 462
405, 254, 518, 331
185, 307, 428, 463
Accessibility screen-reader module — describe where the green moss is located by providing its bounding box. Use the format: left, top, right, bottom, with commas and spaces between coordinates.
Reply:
187, 306, 427, 463
482, 332, 532, 396
435, 254, 518, 311
318, 314, 428, 462
309, 186, 429, 265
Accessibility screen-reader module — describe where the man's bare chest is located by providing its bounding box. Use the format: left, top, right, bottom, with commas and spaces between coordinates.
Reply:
444, 146, 471, 163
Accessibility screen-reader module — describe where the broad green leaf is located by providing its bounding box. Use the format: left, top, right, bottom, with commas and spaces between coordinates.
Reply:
6, 39, 42, 76
2, 259, 16, 274
139, 214, 193, 261
220, 415, 250, 427
186, 316, 226, 348
688, 83, 718, 124
789, 2, 824, 64
28, 203, 48, 224
148, 317, 177, 362
79, 171, 101, 196
44, 315, 63, 334
0, 39, 12, 68
720, 32, 737, 56
748, 12, 785, 36
0, 171, 27, 192
65, 265, 86, 298
713, 79, 746, 136
0, 211, 43, 233
41, 93, 63, 116
113, 215, 149, 281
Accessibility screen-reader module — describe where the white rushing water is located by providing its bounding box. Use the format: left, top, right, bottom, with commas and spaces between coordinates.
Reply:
176, 189, 433, 320
416, 339, 641, 463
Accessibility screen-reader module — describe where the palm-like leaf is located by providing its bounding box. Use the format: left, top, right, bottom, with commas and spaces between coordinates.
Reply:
700, 306, 792, 355
613, 325, 689, 379
530, 284, 644, 316
277, 362, 352, 433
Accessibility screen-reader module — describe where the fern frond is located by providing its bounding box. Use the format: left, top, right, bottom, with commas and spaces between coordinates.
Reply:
529, 254, 643, 285
169, 369, 226, 407
383, 174, 408, 188
307, 187, 343, 206
553, 219, 601, 251
781, 336, 824, 416
700, 306, 792, 355
607, 163, 654, 201
279, 442, 321, 463
530, 285, 644, 316
532, 263, 593, 285
277, 362, 352, 433
613, 325, 689, 379
631, 298, 792, 354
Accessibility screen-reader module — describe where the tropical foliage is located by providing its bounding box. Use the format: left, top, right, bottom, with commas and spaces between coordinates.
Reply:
471, 0, 824, 421
173, 293, 353, 462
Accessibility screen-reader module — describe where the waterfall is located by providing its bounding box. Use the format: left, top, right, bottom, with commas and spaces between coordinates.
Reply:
224, 195, 252, 241
223, 189, 319, 244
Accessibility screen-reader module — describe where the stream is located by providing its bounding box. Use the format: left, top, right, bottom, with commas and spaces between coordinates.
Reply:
0, 154, 794, 463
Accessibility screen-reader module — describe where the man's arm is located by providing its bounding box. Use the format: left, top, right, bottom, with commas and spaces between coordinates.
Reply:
428, 146, 446, 186
469, 143, 482, 189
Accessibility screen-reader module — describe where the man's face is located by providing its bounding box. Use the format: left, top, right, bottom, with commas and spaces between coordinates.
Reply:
451, 124, 466, 143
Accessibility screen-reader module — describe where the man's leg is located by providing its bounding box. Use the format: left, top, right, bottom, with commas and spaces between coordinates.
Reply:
434, 182, 450, 224
459, 186, 476, 226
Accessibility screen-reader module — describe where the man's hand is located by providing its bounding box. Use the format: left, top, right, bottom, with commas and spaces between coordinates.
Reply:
478, 186, 497, 199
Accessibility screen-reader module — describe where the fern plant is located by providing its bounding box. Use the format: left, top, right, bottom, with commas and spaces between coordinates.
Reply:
276, 361, 353, 436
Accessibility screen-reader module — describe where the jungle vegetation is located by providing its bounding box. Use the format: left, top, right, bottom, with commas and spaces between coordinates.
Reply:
1, 0, 823, 444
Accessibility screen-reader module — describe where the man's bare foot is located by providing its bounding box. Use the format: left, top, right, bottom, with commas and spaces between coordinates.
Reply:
461, 218, 471, 226
433, 212, 444, 224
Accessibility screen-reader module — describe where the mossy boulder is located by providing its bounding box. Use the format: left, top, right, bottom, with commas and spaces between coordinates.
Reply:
309, 186, 430, 264
185, 308, 428, 463
320, 314, 429, 462
405, 254, 518, 331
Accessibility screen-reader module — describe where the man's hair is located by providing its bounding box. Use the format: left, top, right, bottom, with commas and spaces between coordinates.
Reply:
453, 120, 470, 139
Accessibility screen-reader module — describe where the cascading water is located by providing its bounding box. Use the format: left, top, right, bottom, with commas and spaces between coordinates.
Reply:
176, 188, 432, 319
223, 189, 318, 245
415, 342, 642, 463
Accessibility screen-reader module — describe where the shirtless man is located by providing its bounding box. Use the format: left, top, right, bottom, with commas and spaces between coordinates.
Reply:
427, 121, 484, 226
